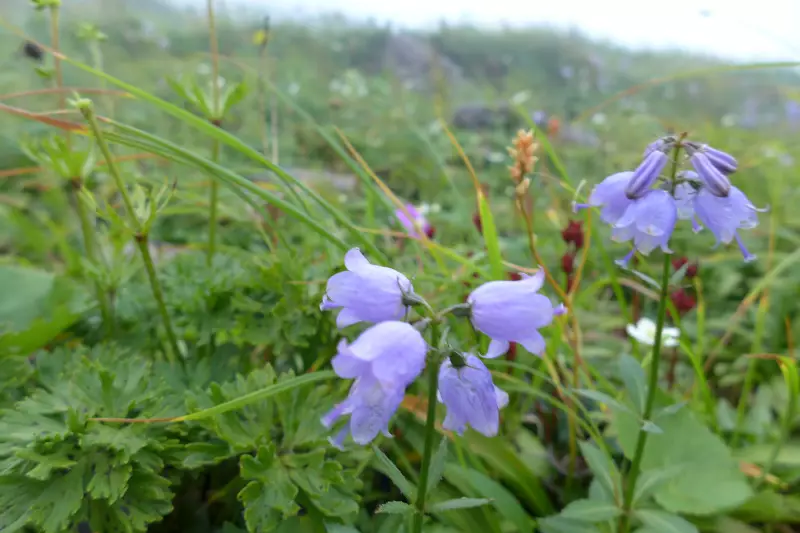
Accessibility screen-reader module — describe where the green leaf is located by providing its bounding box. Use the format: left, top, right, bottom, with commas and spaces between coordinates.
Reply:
426, 437, 449, 493
372, 445, 415, 500
635, 509, 699, 533
221, 81, 249, 115
578, 441, 621, 496
573, 389, 631, 414
732, 491, 800, 523
477, 191, 505, 280
559, 499, 622, 522
36, 463, 86, 533
537, 516, 602, 533
239, 445, 300, 532
618, 355, 647, 414
376, 501, 415, 515
641, 420, 663, 434
443, 465, 533, 533
613, 399, 753, 515
429, 497, 492, 512
633, 466, 684, 506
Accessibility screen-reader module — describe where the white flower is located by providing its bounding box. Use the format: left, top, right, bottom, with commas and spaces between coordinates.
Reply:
591, 113, 607, 126
626, 318, 680, 347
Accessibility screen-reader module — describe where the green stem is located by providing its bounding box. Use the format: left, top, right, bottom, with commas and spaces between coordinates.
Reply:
80, 102, 181, 364
136, 233, 182, 364
207, 139, 220, 265
413, 321, 441, 532
71, 180, 112, 333
618, 141, 683, 533
732, 299, 767, 447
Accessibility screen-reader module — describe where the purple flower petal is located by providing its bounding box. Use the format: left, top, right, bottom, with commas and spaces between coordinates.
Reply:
485, 339, 510, 359
625, 151, 669, 199
438, 355, 506, 436
586, 171, 635, 224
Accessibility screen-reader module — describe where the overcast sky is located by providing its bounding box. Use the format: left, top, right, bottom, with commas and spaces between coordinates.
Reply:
176, 0, 800, 62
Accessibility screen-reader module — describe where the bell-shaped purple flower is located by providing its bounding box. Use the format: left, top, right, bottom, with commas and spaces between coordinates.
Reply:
690, 152, 732, 197
573, 171, 634, 224
612, 189, 677, 266
396, 203, 434, 239
321, 374, 406, 448
693, 186, 764, 262
674, 178, 702, 233
625, 150, 669, 199
331, 321, 427, 388
321, 248, 413, 328
700, 145, 738, 175
467, 269, 561, 358
438, 354, 509, 436
322, 321, 428, 448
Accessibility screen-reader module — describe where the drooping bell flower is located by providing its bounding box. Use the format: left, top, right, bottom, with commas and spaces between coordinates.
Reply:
467, 269, 565, 358
692, 186, 765, 262
322, 321, 428, 448
438, 354, 509, 437
396, 203, 435, 239
573, 171, 635, 224
612, 189, 677, 267
321, 248, 414, 328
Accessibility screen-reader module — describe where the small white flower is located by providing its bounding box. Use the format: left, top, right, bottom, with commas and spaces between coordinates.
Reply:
196, 63, 212, 76
626, 318, 680, 347
486, 151, 506, 164
591, 113, 607, 126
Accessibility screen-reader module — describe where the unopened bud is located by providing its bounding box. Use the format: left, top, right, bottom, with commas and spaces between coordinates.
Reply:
690, 153, 731, 197
701, 145, 738, 175
625, 150, 668, 199
515, 177, 531, 197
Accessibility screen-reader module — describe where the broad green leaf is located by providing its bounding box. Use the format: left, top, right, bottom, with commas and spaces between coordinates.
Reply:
618, 355, 647, 414
735, 441, 800, 467
633, 466, 684, 506
732, 491, 800, 523
376, 501, 415, 515
426, 437, 449, 493
641, 420, 663, 434
635, 509, 699, 533
613, 400, 752, 515
372, 445, 415, 501
578, 441, 621, 497
443, 465, 533, 533
429, 497, 491, 512
559, 499, 621, 522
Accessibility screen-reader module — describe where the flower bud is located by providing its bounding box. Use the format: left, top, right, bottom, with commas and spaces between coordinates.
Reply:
702, 145, 738, 174
625, 150, 669, 199
690, 153, 731, 197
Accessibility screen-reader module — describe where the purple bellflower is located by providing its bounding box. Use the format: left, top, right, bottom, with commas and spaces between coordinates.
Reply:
674, 175, 703, 233
573, 171, 634, 224
690, 152, 732, 197
438, 354, 509, 436
625, 150, 669, 199
322, 321, 428, 448
697, 145, 738, 175
612, 189, 677, 267
643, 138, 665, 158
396, 203, 434, 239
467, 269, 565, 358
693, 186, 765, 262
321, 248, 413, 328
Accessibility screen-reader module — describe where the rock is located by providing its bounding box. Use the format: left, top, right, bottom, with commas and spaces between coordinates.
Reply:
383, 32, 464, 91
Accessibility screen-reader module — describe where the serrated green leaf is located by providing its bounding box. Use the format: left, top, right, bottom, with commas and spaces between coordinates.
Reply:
85, 454, 132, 503
372, 445, 415, 500
426, 437, 448, 493
239, 445, 300, 532
559, 499, 621, 522
35, 462, 85, 533
376, 501, 415, 515
578, 441, 621, 497
635, 509, 699, 533
429, 497, 491, 512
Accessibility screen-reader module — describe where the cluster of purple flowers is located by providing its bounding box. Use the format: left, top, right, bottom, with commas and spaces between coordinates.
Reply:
320, 248, 564, 448
574, 136, 765, 265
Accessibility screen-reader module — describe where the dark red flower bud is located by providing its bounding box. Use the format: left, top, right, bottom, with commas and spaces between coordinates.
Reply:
507, 271, 522, 281
561, 220, 584, 249
670, 289, 696, 315
671, 257, 698, 278
425, 225, 436, 239
561, 253, 575, 275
